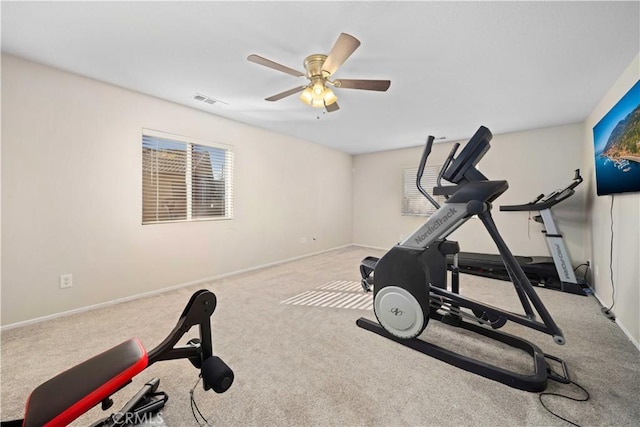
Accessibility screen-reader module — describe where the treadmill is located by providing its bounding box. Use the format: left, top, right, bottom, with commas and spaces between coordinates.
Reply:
445, 170, 590, 296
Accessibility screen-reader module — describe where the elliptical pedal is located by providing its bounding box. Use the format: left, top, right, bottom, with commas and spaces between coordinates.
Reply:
360, 256, 379, 292
361, 278, 373, 292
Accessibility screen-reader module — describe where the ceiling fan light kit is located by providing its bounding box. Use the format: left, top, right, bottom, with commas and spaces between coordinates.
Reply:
299, 86, 337, 108
247, 33, 390, 112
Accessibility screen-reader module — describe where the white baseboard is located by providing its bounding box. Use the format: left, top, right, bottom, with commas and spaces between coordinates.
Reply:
592, 290, 639, 351
615, 318, 640, 351
351, 243, 389, 252
1, 244, 352, 332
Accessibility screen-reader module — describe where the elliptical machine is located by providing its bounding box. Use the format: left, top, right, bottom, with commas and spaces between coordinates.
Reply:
357, 126, 570, 392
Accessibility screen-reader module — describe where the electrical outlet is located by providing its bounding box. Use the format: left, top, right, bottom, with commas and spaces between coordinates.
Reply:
60, 274, 73, 289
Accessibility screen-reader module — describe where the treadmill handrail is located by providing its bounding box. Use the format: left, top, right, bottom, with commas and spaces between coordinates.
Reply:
500, 169, 582, 212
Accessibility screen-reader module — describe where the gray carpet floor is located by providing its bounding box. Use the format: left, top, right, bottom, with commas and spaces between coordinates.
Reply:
1, 246, 639, 426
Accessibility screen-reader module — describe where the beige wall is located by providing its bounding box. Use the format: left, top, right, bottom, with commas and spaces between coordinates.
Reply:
1, 55, 353, 326
582, 54, 639, 346
3, 51, 637, 347
353, 124, 587, 263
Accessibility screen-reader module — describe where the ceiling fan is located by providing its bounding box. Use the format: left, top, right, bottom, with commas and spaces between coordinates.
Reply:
247, 33, 391, 112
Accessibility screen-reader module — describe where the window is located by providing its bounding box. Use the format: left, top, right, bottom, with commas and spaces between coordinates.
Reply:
402, 165, 444, 216
142, 130, 233, 224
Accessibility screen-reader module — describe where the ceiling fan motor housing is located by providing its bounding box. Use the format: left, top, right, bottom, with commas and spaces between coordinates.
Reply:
304, 54, 329, 78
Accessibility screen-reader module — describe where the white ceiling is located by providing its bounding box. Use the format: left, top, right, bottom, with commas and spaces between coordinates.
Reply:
2, 1, 638, 154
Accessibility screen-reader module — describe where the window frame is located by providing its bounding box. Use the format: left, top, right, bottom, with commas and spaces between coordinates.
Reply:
142, 129, 234, 225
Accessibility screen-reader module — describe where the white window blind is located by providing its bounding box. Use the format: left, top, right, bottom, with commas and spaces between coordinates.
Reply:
402, 165, 444, 216
142, 130, 234, 224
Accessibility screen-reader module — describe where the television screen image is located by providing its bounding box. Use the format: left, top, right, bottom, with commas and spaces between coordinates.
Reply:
592, 80, 640, 196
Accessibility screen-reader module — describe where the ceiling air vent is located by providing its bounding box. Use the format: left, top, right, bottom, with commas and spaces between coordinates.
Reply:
193, 93, 228, 106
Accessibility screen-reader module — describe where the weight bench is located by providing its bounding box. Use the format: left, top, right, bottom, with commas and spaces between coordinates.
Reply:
2, 289, 233, 427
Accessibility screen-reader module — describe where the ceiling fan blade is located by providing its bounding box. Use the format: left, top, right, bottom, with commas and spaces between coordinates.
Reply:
325, 101, 340, 113
265, 86, 307, 101
334, 79, 391, 91
247, 54, 305, 77
322, 33, 361, 76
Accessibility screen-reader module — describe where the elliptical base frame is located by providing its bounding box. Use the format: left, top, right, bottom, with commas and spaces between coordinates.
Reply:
356, 315, 569, 392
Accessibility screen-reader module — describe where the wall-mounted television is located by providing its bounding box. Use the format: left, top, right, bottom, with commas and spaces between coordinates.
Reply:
592, 80, 640, 196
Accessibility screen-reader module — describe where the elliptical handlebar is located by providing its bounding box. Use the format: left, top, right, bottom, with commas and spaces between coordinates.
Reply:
437, 142, 461, 194
416, 136, 441, 210
416, 135, 434, 184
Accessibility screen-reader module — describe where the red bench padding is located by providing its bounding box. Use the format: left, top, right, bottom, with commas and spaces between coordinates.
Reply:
23, 338, 148, 427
